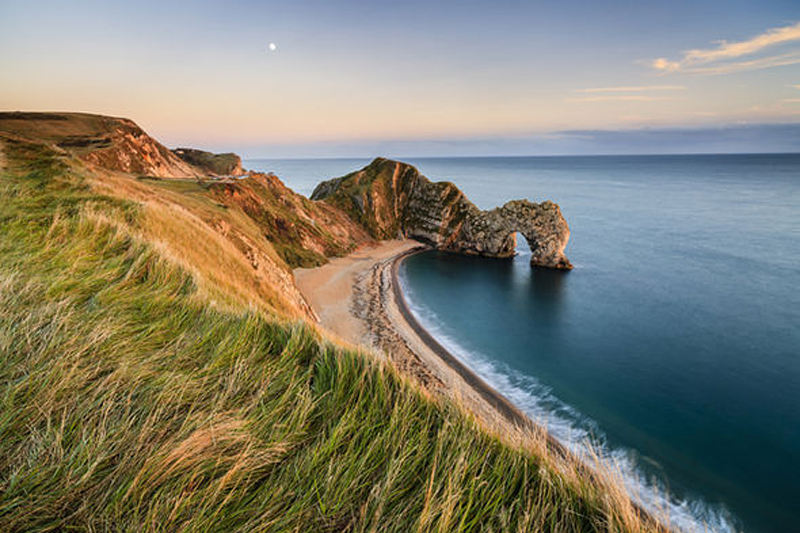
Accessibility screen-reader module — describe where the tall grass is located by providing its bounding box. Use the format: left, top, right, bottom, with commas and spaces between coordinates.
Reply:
0, 138, 659, 532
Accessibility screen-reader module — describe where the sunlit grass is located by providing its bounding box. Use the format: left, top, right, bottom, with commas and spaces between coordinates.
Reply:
0, 137, 661, 532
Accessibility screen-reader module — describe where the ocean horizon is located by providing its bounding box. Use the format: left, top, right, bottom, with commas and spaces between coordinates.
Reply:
248, 153, 800, 533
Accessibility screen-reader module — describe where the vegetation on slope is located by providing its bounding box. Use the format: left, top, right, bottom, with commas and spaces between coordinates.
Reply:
206, 174, 370, 268
311, 157, 426, 239
0, 136, 656, 532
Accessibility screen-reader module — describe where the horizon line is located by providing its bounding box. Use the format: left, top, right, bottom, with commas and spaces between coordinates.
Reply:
241, 151, 800, 161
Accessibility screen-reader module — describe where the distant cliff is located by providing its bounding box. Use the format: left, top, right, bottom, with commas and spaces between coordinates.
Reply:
0, 112, 203, 178
172, 148, 245, 176
311, 158, 572, 269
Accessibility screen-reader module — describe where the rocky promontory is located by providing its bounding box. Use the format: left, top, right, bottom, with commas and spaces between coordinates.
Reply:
311, 158, 572, 269
172, 147, 245, 176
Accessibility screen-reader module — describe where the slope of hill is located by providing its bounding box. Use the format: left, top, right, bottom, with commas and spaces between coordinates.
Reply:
206, 173, 370, 268
0, 112, 378, 318
0, 114, 655, 533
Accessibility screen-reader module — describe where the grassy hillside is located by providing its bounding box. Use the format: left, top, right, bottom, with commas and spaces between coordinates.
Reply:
0, 134, 657, 532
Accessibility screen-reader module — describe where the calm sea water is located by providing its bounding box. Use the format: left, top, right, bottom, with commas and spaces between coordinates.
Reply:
247, 155, 800, 533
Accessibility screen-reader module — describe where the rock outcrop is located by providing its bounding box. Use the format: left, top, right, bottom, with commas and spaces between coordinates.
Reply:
311, 158, 572, 269
172, 147, 245, 176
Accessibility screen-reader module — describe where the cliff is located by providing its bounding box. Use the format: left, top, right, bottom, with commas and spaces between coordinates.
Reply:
312, 157, 573, 269
172, 147, 245, 176
0, 112, 205, 178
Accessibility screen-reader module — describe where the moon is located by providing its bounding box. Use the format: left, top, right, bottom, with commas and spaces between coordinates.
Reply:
268, 43, 277, 52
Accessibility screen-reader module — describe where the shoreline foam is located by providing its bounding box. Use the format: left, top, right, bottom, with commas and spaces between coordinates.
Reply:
295, 240, 536, 436
387, 248, 734, 533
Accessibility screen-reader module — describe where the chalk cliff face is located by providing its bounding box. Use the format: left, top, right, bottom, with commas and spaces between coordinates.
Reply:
311, 158, 572, 269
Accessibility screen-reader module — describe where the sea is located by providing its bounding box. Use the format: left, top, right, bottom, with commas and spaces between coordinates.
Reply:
246, 154, 800, 533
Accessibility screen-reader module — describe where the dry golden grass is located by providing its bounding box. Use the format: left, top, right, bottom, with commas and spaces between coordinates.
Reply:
87, 169, 312, 319
0, 135, 669, 533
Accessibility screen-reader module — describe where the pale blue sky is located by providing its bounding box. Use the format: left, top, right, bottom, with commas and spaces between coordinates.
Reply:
1, 0, 799, 155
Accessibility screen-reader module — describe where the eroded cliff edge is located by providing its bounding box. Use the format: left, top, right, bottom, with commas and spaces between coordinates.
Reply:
311, 157, 573, 269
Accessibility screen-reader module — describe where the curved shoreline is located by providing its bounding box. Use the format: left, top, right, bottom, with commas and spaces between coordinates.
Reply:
386, 247, 594, 471
388, 247, 675, 533
295, 239, 584, 458
388, 247, 534, 430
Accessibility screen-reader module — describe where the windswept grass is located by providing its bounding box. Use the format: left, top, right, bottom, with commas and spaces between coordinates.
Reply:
0, 138, 659, 532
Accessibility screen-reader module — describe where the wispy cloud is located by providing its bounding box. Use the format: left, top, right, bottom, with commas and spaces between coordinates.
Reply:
569, 85, 682, 103
651, 21, 800, 74
783, 98, 800, 103
568, 95, 678, 103
686, 51, 800, 75
575, 85, 684, 93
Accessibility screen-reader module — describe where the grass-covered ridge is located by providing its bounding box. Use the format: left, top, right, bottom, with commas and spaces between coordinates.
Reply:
0, 138, 655, 532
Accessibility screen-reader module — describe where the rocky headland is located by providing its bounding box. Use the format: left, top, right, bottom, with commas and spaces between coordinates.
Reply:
312, 157, 573, 269
172, 147, 246, 176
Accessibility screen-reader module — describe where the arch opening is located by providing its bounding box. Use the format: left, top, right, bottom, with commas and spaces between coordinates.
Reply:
498, 231, 533, 258
513, 231, 532, 255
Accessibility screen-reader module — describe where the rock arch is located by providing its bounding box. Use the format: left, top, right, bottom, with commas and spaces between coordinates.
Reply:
442, 199, 573, 270
312, 158, 573, 270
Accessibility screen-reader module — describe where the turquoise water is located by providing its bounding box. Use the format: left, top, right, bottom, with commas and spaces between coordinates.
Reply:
248, 155, 800, 533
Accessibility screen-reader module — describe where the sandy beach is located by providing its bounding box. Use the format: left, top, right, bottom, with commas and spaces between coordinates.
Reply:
294, 239, 538, 437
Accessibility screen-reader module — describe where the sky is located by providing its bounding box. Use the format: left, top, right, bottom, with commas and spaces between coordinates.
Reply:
1, 0, 799, 156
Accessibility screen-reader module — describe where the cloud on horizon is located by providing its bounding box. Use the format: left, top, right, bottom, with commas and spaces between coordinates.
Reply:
567, 95, 679, 103
568, 85, 683, 103
650, 21, 800, 75
231, 123, 800, 159
574, 86, 685, 93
